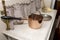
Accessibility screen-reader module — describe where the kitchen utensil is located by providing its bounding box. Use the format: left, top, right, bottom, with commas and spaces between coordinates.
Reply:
41, 14, 52, 21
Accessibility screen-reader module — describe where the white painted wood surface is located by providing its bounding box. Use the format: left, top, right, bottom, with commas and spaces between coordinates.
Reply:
0, 13, 7, 40
3, 10, 57, 40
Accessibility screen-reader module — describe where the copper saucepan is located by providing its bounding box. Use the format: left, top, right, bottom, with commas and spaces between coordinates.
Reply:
28, 14, 43, 29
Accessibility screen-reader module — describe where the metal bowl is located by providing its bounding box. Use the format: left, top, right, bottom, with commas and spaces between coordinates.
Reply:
41, 14, 52, 21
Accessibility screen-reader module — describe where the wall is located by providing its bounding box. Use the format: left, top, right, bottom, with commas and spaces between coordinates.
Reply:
0, 0, 55, 10
43, 0, 56, 9
0, 0, 23, 10
44, 0, 52, 8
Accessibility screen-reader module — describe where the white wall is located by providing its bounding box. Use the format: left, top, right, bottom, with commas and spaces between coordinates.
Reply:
43, 0, 56, 9
44, 0, 52, 8
0, 0, 23, 10
0, 0, 55, 10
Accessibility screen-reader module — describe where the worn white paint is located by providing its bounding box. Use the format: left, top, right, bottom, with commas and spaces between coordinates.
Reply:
0, 13, 7, 40
3, 10, 57, 40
